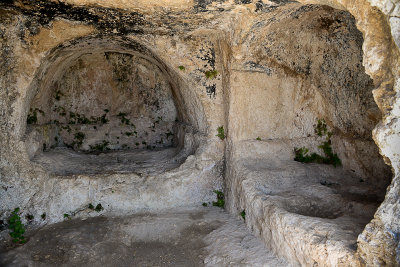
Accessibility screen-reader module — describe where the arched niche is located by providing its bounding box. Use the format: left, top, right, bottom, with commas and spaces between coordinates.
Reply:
22, 35, 206, 175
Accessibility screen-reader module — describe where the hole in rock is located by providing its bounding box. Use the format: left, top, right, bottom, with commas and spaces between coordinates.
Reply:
24, 45, 192, 176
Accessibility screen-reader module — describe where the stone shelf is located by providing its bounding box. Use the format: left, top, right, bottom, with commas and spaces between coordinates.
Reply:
228, 157, 382, 266
32, 147, 184, 176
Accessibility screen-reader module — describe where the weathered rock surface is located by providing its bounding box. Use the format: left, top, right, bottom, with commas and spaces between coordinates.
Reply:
32, 147, 183, 176
27, 51, 178, 153
226, 141, 384, 266
0, 0, 399, 266
0, 208, 290, 267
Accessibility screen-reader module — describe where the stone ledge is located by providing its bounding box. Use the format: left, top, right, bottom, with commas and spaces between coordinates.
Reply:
227, 156, 382, 266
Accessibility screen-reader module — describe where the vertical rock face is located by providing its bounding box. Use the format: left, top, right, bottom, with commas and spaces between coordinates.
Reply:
0, 0, 399, 266
224, 1, 396, 265
27, 51, 177, 153
291, 0, 400, 265
0, 0, 229, 228
227, 3, 391, 190
364, 1, 400, 265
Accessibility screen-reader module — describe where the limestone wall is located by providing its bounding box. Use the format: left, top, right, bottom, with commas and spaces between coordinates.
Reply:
0, 0, 399, 265
0, 3, 227, 225
227, 4, 391, 191
293, 0, 400, 265
26, 51, 177, 154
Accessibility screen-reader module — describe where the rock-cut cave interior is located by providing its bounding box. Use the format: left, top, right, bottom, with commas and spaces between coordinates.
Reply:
0, 0, 399, 266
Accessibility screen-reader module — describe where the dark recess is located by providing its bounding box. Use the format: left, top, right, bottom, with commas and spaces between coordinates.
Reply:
0, 0, 146, 34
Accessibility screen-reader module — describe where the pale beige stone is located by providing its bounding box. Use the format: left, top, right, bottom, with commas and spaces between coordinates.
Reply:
0, 0, 399, 266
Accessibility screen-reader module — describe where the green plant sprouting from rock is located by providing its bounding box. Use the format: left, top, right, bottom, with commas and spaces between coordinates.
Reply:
178, 65, 185, 71
117, 112, 129, 125
240, 210, 246, 221
89, 140, 110, 152
8, 208, 26, 244
294, 119, 341, 167
95, 204, 103, 212
88, 203, 104, 212
65, 131, 85, 149
29, 87, 175, 152
53, 89, 109, 125
117, 112, 136, 127
314, 119, 330, 137
212, 190, 225, 208
205, 69, 218, 79
74, 132, 85, 146
216, 126, 225, 140
68, 111, 109, 125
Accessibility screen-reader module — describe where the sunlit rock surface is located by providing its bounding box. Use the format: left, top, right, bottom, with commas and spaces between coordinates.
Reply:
0, 0, 399, 265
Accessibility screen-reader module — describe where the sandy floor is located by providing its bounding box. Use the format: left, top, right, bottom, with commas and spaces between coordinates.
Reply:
0, 208, 289, 267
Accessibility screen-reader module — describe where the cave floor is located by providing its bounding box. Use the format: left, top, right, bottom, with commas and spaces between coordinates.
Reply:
32, 147, 184, 176
0, 208, 289, 267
